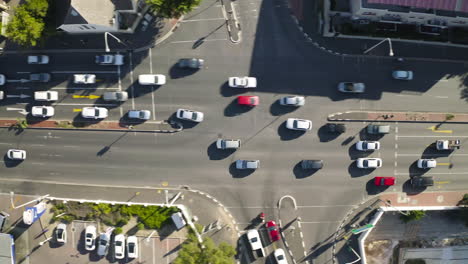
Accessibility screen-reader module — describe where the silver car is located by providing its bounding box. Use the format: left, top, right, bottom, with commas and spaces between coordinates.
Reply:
28, 55, 49, 64
216, 139, 241, 149
286, 118, 312, 131
236, 160, 259, 170
417, 159, 436, 169
97, 233, 110, 257
30, 73, 51, 82
103, 91, 128, 102
176, 109, 204, 122
128, 110, 151, 120
338, 82, 365, 93
392, 70, 413, 80
279, 96, 305, 106
355, 141, 380, 151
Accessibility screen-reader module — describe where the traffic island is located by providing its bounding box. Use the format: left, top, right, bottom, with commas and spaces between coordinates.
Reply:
328, 111, 468, 123
0, 119, 183, 133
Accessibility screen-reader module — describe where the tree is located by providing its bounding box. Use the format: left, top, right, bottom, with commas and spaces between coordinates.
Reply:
173, 225, 236, 264
24, 0, 49, 18
146, 0, 202, 18
400, 210, 426, 223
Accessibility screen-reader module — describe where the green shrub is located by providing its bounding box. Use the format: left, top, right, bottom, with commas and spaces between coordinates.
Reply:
60, 214, 75, 223
113, 227, 123, 235
137, 223, 145, 230
116, 218, 128, 227
400, 211, 426, 223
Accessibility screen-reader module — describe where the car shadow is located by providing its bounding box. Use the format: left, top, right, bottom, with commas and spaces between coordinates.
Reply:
168, 64, 199, 79
72, 114, 103, 128
220, 82, 246, 97
317, 125, 340, 142
167, 112, 198, 129
127, 81, 163, 99
422, 143, 452, 158
365, 178, 389, 195
269, 100, 299, 116
93, 97, 124, 110
402, 178, 426, 195
341, 135, 356, 146
224, 98, 253, 117
292, 161, 319, 179
229, 162, 255, 178
408, 160, 426, 177
3, 154, 22, 167
278, 121, 306, 141
348, 144, 371, 159
207, 141, 236, 160
348, 162, 373, 177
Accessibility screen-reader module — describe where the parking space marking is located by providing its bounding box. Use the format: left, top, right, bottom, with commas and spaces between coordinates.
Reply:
58, 103, 117, 106
51, 87, 120, 90
149, 48, 156, 121
129, 52, 135, 109
181, 18, 226, 22
397, 135, 468, 138
153, 238, 156, 264
51, 71, 118, 74
397, 153, 468, 156
171, 38, 228, 44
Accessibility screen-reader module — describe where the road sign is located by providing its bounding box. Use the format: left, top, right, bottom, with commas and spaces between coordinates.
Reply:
351, 224, 374, 234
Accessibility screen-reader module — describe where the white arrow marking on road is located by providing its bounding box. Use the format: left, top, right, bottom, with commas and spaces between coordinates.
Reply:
6, 94, 30, 99
6, 108, 28, 115
7, 79, 30, 83
18, 110, 28, 115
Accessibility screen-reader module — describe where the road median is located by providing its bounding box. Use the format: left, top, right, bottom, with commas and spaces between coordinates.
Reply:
329, 111, 468, 123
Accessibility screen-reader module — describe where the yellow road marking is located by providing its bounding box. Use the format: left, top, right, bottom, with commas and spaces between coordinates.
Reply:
427, 126, 452, 134
73, 109, 82, 112
435, 181, 450, 184
272, 243, 278, 250
161, 181, 168, 187
72, 95, 101, 99
437, 163, 451, 166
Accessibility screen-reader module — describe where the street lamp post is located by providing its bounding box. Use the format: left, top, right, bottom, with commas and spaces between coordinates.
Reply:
363, 38, 394, 56
104, 32, 128, 52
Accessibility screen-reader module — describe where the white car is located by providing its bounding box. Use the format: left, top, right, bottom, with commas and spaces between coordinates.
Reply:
127, 236, 138, 259
246, 229, 263, 250
114, 234, 125, 260
279, 96, 305, 106
216, 139, 241, 150
128, 110, 151, 120
97, 233, 110, 257
32, 106, 54, 117
0, 74, 5, 85
84, 225, 97, 251
356, 158, 382, 169
34, 91, 58, 101
138, 74, 166, 85
338, 82, 365, 93
74, 74, 96, 84
392, 70, 413, 80
228, 77, 257, 88
0, 91, 4, 100
7, 149, 26, 160
286, 118, 312, 131
274, 248, 288, 264
95, 54, 124, 65
28, 55, 49, 64
176, 109, 204, 122
103, 91, 128, 102
56, 223, 67, 244
236, 160, 259, 170
356, 141, 380, 151
81, 107, 108, 119
417, 159, 437, 169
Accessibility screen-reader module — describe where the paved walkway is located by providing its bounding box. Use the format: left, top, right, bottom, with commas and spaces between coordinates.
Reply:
328, 111, 468, 123
380, 191, 465, 208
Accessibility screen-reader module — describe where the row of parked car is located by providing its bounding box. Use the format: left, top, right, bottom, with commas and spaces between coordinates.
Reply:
246, 221, 288, 263
337, 70, 413, 94
55, 224, 139, 259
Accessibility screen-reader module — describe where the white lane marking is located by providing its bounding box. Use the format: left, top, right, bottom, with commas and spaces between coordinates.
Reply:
30, 144, 45, 147
64, 145, 79, 148
129, 52, 135, 109
397, 135, 468, 138
300, 221, 341, 224
149, 49, 156, 121
52, 103, 117, 106
171, 38, 228, 43
51, 87, 120, 90
296, 205, 355, 208
397, 153, 468, 156
0, 143, 12, 145
435, 96, 449, 98
31, 162, 44, 165
17, 72, 30, 74
395, 172, 468, 175
181, 18, 226, 22
51, 71, 117, 74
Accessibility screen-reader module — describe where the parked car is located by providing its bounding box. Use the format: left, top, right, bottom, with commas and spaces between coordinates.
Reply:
246, 229, 263, 250
28, 55, 49, 64
301, 160, 323, 170
367, 124, 390, 134
84, 225, 97, 251
236, 160, 259, 170
216, 139, 241, 150
56, 223, 67, 244
338, 82, 365, 93
74, 74, 96, 84
411, 176, 434, 187
274, 248, 288, 264
95, 54, 124, 65
103, 91, 128, 101
286, 118, 312, 131
127, 236, 138, 259
97, 233, 110, 257
356, 141, 380, 151
417, 159, 437, 169
7, 149, 26, 160
114, 234, 125, 260
128, 110, 151, 120
178, 58, 204, 69
0, 91, 3, 100
279, 96, 305, 106
237, 95, 259, 106
31, 106, 54, 117
266, 220, 280, 242
392, 70, 413, 80
81, 107, 108, 119
374, 176, 396, 186
0, 74, 4, 85
326, 123, 346, 133
30, 73, 51, 82
356, 158, 382, 169
176, 109, 204, 122
228, 76, 257, 88
34, 91, 58, 101
138, 74, 166, 85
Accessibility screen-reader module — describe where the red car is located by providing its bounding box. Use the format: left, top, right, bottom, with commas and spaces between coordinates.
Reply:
237, 95, 259, 106
266, 220, 280, 242
374, 176, 396, 186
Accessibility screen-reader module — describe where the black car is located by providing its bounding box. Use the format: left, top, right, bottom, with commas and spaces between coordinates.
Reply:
411, 176, 434, 187
301, 160, 323, 170
178, 58, 204, 69
30, 73, 51, 82
326, 123, 346, 133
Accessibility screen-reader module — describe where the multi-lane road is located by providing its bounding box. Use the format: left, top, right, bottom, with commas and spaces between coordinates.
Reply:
0, 0, 468, 263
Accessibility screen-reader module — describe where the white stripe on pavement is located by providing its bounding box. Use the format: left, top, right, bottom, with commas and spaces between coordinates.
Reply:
51, 71, 118, 74
51, 87, 120, 90
171, 38, 228, 43
181, 18, 226, 22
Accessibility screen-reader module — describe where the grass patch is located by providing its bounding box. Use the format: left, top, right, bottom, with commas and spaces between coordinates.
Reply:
55, 121, 76, 128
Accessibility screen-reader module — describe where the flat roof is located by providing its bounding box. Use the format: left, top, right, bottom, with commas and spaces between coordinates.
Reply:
63, 0, 119, 26
0, 233, 14, 264
367, 0, 468, 13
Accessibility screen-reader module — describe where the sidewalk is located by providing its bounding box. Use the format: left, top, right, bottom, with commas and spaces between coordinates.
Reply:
328, 110, 468, 123
0, 119, 183, 133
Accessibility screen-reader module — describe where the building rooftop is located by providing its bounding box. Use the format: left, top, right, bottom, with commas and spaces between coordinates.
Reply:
62, 0, 135, 26
367, 0, 468, 13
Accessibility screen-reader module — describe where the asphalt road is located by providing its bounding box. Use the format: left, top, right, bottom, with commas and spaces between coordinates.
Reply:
0, 0, 468, 263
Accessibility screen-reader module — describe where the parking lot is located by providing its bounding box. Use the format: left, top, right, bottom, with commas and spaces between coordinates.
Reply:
31, 220, 183, 264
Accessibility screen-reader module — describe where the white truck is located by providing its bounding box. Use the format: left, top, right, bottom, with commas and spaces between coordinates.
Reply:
246, 229, 265, 258
436, 139, 460, 150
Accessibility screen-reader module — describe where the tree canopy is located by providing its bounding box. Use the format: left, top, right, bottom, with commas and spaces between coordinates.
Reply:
146, 0, 202, 18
